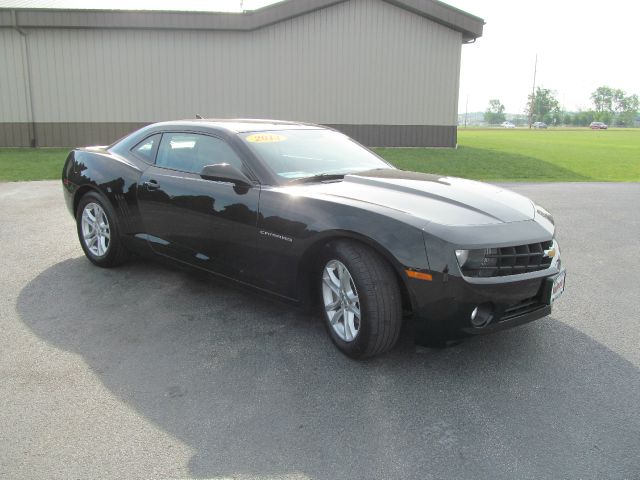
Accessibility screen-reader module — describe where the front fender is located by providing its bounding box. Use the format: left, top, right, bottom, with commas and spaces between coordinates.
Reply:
256, 187, 430, 300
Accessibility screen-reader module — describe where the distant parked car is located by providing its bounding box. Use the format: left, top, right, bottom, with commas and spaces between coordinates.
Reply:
590, 122, 608, 130
533, 122, 547, 129
501, 121, 515, 129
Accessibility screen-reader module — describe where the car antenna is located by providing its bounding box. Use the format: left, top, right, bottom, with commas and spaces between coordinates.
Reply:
195, 114, 203, 119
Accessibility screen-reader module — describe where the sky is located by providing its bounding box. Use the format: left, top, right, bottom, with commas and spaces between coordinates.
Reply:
4, 0, 637, 114
445, 0, 640, 113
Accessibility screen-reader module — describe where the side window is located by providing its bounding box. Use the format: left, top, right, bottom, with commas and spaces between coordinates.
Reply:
131, 134, 161, 163
156, 133, 245, 175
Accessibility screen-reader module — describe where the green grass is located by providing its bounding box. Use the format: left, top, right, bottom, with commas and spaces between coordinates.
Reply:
376, 128, 640, 182
1, 128, 639, 182
0, 148, 69, 182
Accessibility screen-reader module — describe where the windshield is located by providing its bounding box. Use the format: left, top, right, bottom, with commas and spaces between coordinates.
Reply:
239, 129, 393, 182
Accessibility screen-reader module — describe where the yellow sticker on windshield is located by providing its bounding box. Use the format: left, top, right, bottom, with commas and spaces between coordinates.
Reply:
245, 133, 287, 143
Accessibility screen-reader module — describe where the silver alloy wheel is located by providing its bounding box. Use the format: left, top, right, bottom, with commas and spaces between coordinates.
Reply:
322, 259, 361, 342
81, 202, 110, 257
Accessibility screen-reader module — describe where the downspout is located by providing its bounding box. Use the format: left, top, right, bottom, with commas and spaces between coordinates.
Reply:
11, 10, 37, 147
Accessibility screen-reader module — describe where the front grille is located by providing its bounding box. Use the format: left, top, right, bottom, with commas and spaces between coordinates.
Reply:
462, 240, 553, 278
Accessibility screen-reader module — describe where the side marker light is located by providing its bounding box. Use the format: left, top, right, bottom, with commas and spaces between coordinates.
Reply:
406, 270, 432, 281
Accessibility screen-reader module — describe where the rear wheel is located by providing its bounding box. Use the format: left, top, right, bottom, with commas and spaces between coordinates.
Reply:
76, 191, 129, 267
319, 241, 402, 359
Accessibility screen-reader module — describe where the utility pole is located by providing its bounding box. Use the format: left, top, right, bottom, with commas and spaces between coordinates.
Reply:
528, 54, 537, 129
464, 95, 469, 128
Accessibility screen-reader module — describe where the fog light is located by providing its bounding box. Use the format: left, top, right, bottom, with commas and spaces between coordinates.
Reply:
470, 303, 493, 328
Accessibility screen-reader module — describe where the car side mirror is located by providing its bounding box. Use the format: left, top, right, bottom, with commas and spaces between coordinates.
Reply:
199, 163, 252, 186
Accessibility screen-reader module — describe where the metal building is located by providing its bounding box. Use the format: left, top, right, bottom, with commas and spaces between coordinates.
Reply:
0, 0, 483, 148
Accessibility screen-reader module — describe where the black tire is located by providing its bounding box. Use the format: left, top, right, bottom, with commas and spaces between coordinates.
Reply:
75, 191, 129, 267
319, 240, 402, 359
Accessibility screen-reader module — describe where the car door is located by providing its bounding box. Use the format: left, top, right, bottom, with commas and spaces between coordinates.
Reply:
136, 131, 260, 280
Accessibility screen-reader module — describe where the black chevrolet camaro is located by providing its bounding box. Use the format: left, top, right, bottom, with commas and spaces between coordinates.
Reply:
62, 119, 565, 358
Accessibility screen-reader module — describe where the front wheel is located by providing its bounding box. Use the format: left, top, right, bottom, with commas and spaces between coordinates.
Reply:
319, 241, 402, 359
76, 191, 129, 267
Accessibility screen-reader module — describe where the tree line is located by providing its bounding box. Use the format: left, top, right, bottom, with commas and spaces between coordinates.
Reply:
484, 86, 639, 127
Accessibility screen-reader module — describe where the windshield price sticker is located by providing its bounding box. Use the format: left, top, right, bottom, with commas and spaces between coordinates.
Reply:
245, 133, 287, 143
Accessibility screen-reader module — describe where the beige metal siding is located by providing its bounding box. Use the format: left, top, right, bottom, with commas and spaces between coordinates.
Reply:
8, 0, 461, 126
0, 29, 33, 145
0, 29, 30, 122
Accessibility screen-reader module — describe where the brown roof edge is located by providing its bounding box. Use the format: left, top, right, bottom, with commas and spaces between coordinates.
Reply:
0, 0, 483, 40
386, 0, 484, 41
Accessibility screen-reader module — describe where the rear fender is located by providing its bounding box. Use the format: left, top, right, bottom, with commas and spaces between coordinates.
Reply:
62, 149, 143, 234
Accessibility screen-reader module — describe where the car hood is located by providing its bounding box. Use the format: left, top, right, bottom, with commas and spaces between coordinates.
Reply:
292, 169, 536, 226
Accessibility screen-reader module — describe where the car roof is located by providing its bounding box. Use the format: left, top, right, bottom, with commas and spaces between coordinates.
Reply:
151, 118, 326, 134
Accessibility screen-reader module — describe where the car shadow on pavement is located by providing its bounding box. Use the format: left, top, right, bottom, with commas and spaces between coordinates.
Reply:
17, 257, 640, 479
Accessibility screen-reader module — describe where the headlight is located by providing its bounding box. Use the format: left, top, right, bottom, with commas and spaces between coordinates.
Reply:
456, 248, 499, 270
455, 249, 469, 267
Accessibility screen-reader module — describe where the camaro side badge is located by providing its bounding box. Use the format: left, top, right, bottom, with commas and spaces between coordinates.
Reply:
260, 230, 293, 243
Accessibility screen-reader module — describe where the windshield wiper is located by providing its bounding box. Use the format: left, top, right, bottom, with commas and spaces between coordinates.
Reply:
287, 173, 346, 184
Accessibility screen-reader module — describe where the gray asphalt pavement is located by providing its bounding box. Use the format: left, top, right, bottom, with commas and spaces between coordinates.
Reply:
1, 181, 639, 480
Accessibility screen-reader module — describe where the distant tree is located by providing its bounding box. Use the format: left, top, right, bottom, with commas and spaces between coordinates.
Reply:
615, 93, 639, 126
591, 86, 615, 113
510, 113, 528, 126
572, 110, 595, 127
484, 99, 506, 125
596, 111, 613, 125
526, 87, 560, 126
591, 86, 639, 126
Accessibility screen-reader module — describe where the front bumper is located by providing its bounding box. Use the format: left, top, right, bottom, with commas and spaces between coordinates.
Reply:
408, 265, 563, 338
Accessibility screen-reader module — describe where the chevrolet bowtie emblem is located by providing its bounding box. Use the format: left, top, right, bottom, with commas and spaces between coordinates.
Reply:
543, 248, 556, 258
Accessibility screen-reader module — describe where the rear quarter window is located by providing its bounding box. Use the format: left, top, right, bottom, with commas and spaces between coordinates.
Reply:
131, 134, 161, 163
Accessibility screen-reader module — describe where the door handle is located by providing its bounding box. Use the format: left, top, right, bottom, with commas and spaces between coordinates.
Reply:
144, 180, 160, 190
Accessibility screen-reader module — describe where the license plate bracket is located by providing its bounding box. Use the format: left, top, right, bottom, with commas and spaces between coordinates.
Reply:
544, 269, 566, 305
